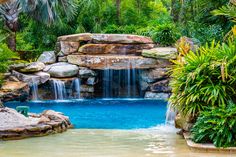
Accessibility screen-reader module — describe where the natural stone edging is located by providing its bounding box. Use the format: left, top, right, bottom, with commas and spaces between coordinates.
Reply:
183, 132, 236, 153
0, 108, 73, 140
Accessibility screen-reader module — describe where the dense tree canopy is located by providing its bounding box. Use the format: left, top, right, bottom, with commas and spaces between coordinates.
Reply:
0, 0, 234, 54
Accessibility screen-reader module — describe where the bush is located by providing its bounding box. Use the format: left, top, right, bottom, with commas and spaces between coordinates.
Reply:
191, 103, 236, 147
181, 22, 225, 44
169, 39, 236, 116
0, 43, 18, 72
0, 43, 18, 86
151, 24, 181, 46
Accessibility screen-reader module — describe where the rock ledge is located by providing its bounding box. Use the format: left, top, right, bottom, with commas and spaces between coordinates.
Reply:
0, 108, 72, 140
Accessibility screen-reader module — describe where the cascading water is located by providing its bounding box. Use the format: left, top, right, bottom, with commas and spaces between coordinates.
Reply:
31, 79, 39, 101
72, 78, 81, 99
53, 79, 67, 100
131, 60, 137, 97
102, 59, 139, 98
127, 60, 131, 97
165, 103, 176, 125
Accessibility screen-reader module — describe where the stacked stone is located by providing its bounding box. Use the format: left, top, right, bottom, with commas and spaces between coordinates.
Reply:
1, 33, 178, 100
55, 33, 157, 70
140, 47, 178, 99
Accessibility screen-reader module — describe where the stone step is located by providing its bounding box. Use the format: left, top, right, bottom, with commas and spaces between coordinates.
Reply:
78, 44, 154, 55
142, 47, 178, 60
58, 33, 153, 44
67, 55, 158, 70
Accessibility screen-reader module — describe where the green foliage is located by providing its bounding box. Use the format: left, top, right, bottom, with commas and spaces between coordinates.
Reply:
181, 22, 224, 44
170, 39, 236, 116
173, 0, 231, 43
191, 102, 236, 147
0, 43, 17, 72
19, 0, 78, 26
151, 24, 181, 46
15, 0, 177, 51
212, 4, 236, 23
0, 43, 18, 85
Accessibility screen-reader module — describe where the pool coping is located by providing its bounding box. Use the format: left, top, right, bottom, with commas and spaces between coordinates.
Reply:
183, 132, 236, 153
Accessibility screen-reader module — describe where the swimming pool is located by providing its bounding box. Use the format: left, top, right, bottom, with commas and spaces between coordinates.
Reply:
5, 99, 167, 129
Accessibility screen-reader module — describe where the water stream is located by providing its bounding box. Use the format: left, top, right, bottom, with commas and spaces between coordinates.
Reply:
165, 103, 176, 125
31, 79, 39, 101
72, 78, 81, 99
102, 59, 139, 98
52, 79, 67, 100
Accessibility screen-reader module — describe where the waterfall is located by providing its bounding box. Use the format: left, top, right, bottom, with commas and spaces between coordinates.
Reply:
73, 78, 81, 99
102, 58, 140, 98
103, 69, 113, 98
127, 61, 131, 97
31, 80, 39, 101
131, 61, 137, 97
165, 103, 176, 125
53, 79, 67, 100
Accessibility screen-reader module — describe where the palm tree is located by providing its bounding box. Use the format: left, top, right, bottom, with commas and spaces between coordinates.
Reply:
0, 0, 77, 51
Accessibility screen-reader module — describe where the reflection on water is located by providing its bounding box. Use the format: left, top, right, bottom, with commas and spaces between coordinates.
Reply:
0, 125, 235, 157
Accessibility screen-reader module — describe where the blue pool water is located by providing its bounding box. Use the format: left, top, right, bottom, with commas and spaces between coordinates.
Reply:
5, 99, 167, 129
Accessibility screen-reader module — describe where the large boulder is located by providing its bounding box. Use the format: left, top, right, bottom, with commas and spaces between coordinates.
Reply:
142, 47, 177, 60
18, 62, 45, 73
80, 85, 94, 93
0, 81, 29, 102
0, 108, 72, 140
34, 72, 50, 84
10, 63, 29, 71
58, 33, 93, 42
175, 113, 194, 132
140, 68, 168, 83
149, 79, 171, 93
44, 62, 79, 78
12, 70, 40, 85
67, 55, 158, 70
58, 56, 68, 62
78, 67, 97, 78
91, 34, 153, 44
37, 51, 56, 64
12, 70, 50, 85
56, 41, 80, 56
144, 92, 170, 100
58, 33, 153, 44
78, 44, 154, 55
0, 108, 39, 130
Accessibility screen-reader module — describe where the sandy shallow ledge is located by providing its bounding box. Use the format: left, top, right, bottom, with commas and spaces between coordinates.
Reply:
183, 132, 236, 153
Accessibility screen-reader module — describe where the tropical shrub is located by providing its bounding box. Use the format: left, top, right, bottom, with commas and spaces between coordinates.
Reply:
151, 24, 181, 46
169, 39, 236, 117
191, 103, 236, 147
0, 43, 18, 85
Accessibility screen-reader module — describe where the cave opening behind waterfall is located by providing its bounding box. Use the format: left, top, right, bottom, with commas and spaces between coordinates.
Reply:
95, 69, 143, 98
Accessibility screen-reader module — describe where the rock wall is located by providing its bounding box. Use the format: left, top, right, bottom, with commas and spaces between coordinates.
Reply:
1, 34, 177, 100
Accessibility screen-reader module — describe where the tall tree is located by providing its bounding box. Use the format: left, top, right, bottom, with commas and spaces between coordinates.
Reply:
0, 0, 77, 51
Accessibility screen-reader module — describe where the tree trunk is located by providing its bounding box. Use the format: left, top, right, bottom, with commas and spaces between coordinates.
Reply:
116, 0, 121, 25
3, 2, 19, 51
7, 31, 16, 51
